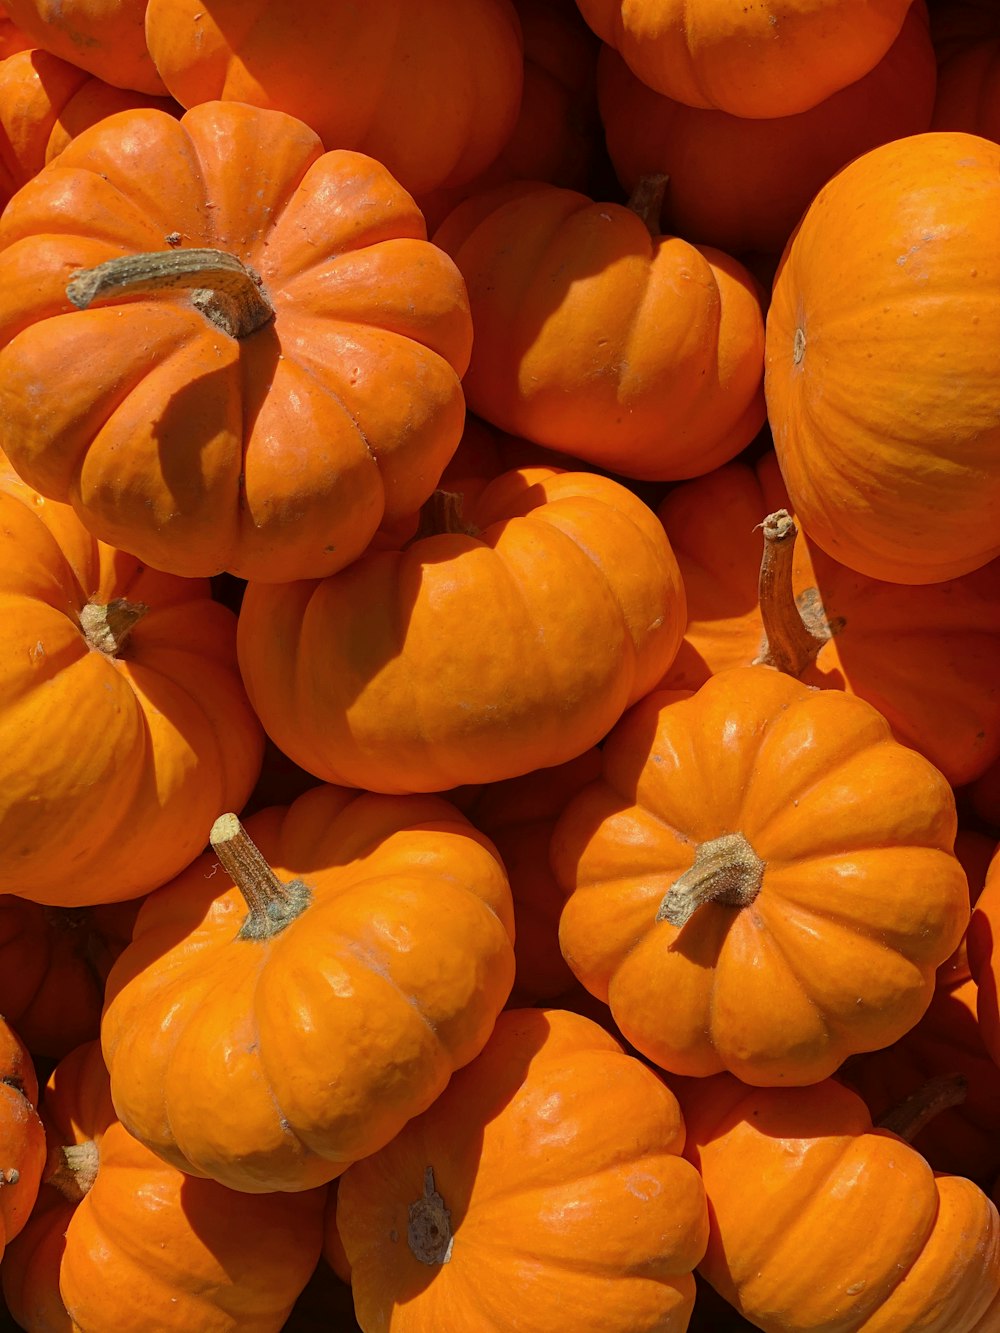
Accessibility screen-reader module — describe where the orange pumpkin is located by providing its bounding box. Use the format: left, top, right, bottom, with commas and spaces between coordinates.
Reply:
0, 6, 32, 58
1, 1041, 326, 1331
574, 0, 912, 117
552, 667, 969, 1085
0, 100, 473, 581
597, 3, 936, 255
337, 1008, 709, 1333
101, 785, 516, 1193
144, 0, 524, 198
654, 452, 1000, 786
0, 450, 263, 907
966, 841, 1000, 1062
765, 131, 1000, 584
0, 1017, 45, 1265
676, 1072, 1000, 1330
433, 180, 765, 480
1, 0, 163, 93
238, 468, 687, 794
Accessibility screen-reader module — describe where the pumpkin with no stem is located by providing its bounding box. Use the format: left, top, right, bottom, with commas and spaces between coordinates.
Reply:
0, 450, 263, 907
676, 1072, 1000, 1330
654, 452, 1000, 787
597, 2, 936, 255
101, 784, 516, 1193
0, 1017, 45, 1265
0, 100, 473, 581
574, 0, 912, 118
337, 1007, 709, 1333
765, 131, 1000, 584
433, 181, 765, 480
238, 468, 687, 794
1, 0, 163, 93
144, 0, 524, 198
1, 1041, 325, 1332
552, 667, 969, 1086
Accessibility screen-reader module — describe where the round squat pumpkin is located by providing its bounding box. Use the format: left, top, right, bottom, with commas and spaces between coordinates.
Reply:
552, 666, 969, 1086
0, 99, 473, 581
1, 0, 164, 93
765, 131, 1000, 584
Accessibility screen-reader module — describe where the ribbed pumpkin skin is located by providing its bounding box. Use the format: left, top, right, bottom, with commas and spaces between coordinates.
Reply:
0, 453, 263, 907
552, 667, 969, 1086
654, 452, 1000, 787
101, 785, 516, 1193
0, 1019, 45, 1265
677, 1073, 1000, 1332
1, 0, 164, 93
434, 183, 765, 481
0, 101, 473, 581
574, 0, 911, 117
238, 468, 687, 794
144, 0, 524, 197
337, 1008, 709, 1333
765, 131, 1000, 584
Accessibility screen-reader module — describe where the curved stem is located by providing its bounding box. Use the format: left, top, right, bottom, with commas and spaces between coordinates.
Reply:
628, 174, 669, 238
210, 813, 312, 942
408, 1166, 453, 1266
657, 832, 765, 928
67, 248, 274, 340
79, 598, 148, 658
876, 1074, 968, 1143
753, 509, 830, 676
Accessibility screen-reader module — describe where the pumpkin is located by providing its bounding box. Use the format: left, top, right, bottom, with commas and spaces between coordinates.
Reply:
0, 449, 263, 907
552, 666, 969, 1085
0, 1017, 45, 1265
573, 0, 912, 118
765, 131, 1000, 584
676, 1072, 1000, 1330
1, 0, 163, 94
433, 178, 765, 480
237, 468, 687, 794
0, 6, 32, 58
0, 46, 177, 209
597, 3, 936, 255
965, 841, 1000, 1062
654, 453, 1000, 787
101, 784, 516, 1193
1, 1041, 326, 1331
337, 1007, 709, 1333
0, 100, 473, 581
0, 896, 141, 1058
143, 0, 524, 198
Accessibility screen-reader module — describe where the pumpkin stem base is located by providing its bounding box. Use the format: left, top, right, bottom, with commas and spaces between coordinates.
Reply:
210, 813, 312, 941
46, 1140, 99, 1203
408, 1166, 454, 1266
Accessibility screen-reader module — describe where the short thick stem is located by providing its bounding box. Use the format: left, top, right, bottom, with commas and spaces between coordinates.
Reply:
628, 174, 669, 238
876, 1074, 968, 1143
408, 1166, 453, 1266
46, 1140, 99, 1203
412, 490, 480, 542
210, 813, 312, 941
79, 598, 148, 657
67, 248, 274, 339
657, 832, 765, 928
753, 509, 830, 677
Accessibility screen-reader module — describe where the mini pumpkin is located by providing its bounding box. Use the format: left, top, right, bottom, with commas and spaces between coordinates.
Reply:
0, 1017, 45, 1265
1, 0, 163, 93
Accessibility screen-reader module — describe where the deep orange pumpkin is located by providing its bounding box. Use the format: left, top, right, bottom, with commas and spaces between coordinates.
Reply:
966, 841, 1000, 1064
0, 100, 473, 581
1, 0, 163, 93
0, 1017, 45, 1266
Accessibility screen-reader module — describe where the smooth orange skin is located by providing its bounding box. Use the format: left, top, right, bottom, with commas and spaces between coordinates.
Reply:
552, 667, 969, 1086
337, 1008, 709, 1333
435, 182, 765, 480
676, 1073, 1000, 1332
0, 11, 34, 58
144, 0, 524, 198
765, 131, 1000, 584
967, 842, 1000, 1063
238, 468, 687, 794
654, 452, 1000, 787
0, 46, 176, 208
0, 1019, 45, 1264
0, 453, 263, 907
0, 101, 473, 581
2, 0, 163, 94
2, 1042, 325, 1333
932, 38, 1000, 140
598, 3, 936, 255
101, 784, 517, 1194
575, 0, 911, 117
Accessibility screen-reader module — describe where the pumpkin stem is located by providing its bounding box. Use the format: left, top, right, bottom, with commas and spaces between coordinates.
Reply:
210, 813, 312, 942
408, 1166, 454, 1266
66, 248, 274, 340
1, 1168, 19, 1186
412, 490, 480, 542
627, 174, 669, 238
79, 597, 148, 657
45, 1140, 99, 1203
656, 832, 765, 928
876, 1073, 968, 1143
753, 510, 832, 677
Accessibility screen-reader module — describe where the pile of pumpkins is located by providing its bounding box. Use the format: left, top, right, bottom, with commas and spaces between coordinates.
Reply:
1, 0, 999, 1330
